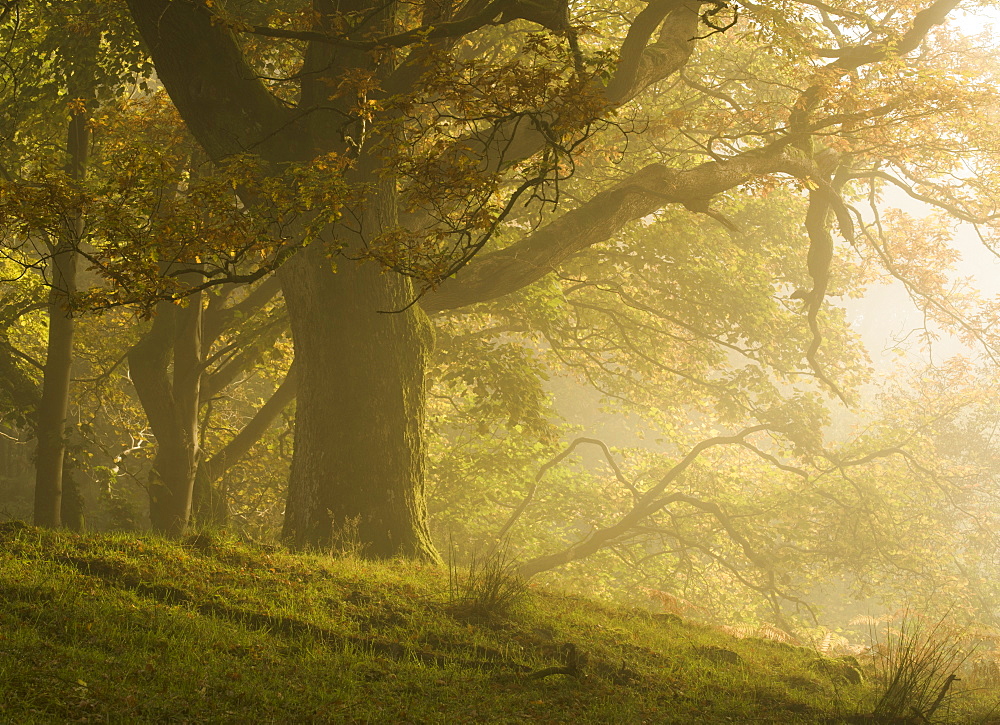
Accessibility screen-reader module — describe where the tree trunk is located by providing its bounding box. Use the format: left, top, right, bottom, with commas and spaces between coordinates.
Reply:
32, 248, 75, 526
128, 289, 203, 538
60, 457, 85, 532
147, 446, 197, 536
192, 466, 227, 529
279, 243, 438, 561
125, 0, 440, 558
33, 107, 87, 528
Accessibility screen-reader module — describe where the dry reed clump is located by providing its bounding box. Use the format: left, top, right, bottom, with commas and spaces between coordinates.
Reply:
860, 611, 971, 722
446, 543, 527, 622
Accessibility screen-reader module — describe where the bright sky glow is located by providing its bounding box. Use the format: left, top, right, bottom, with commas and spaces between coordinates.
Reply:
845, 3, 1000, 371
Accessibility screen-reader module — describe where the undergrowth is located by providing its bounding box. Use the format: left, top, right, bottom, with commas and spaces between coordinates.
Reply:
868, 612, 972, 723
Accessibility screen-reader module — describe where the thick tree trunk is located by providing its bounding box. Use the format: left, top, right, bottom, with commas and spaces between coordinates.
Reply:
279, 244, 438, 561
126, 0, 434, 559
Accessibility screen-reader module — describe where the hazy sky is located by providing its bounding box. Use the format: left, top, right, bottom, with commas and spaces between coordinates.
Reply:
847, 188, 1000, 371
844, 6, 1000, 370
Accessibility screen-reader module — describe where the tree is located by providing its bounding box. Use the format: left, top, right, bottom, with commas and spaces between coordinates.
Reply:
1, 55, 297, 534
0, 0, 149, 528
32, 27, 97, 529
92, 98, 302, 536
424, 354, 1000, 629
116, 0, 1000, 557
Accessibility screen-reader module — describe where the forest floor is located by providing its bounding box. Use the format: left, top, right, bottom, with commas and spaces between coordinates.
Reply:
0, 522, 996, 724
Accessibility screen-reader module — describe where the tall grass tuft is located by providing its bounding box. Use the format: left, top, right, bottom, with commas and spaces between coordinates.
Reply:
869, 611, 970, 722
447, 542, 526, 622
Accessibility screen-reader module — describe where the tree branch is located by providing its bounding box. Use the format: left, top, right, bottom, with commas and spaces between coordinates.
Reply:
491, 436, 638, 551
125, 0, 299, 162
517, 424, 776, 578
451, 0, 699, 177
198, 361, 297, 485
789, 0, 960, 138
202, 275, 283, 352
201, 311, 289, 403
423, 145, 801, 312
242, 0, 518, 51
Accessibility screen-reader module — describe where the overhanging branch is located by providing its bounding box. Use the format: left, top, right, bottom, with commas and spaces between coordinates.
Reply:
423, 145, 801, 313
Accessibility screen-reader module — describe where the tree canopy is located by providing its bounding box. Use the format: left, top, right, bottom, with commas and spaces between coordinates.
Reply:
3, 0, 1000, 634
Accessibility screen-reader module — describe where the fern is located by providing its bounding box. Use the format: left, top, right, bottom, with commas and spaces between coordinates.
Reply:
717, 623, 800, 645
818, 631, 836, 656
719, 624, 757, 639
642, 587, 691, 615
757, 622, 799, 645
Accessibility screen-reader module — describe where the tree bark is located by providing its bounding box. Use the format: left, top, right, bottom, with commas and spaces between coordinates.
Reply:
33, 100, 88, 528
128, 288, 203, 537
279, 242, 438, 560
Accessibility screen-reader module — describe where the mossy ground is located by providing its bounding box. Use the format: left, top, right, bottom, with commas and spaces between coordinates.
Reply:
0, 523, 994, 723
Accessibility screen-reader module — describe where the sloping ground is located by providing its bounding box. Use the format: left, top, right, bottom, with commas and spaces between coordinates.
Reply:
0, 523, 907, 723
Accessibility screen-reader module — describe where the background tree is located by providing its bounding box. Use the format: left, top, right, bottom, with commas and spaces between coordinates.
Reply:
0, 0, 151, 527
77, 97, 299, 536
1, 61, 298, 535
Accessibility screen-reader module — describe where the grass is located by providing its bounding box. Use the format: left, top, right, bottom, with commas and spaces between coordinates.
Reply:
869, 613, 971, 723
0, 523, 995, 723
447, 543, 527, 623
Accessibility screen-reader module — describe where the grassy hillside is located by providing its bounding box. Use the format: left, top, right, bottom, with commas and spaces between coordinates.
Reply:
0, 523, 991, 723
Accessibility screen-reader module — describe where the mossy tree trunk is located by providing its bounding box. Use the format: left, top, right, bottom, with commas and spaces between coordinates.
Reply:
279, 242, 438, 560
127, 0, 445, 560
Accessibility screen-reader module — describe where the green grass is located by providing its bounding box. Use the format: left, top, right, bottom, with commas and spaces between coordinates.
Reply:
0, 523, 993, 724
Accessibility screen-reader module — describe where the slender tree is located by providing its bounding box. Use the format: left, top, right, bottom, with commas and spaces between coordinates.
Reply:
0, 0, 144, 528
32, 32, 97, 528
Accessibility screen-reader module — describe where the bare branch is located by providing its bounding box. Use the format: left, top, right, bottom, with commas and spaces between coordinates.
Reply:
517, 424, 775, 578
491, 436, 638, 550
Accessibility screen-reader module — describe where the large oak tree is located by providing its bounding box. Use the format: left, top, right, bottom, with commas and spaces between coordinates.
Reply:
119, 0, 993, 559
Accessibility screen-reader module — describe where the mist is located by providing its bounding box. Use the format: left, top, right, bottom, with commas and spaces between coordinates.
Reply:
4, 0, 1000, 721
